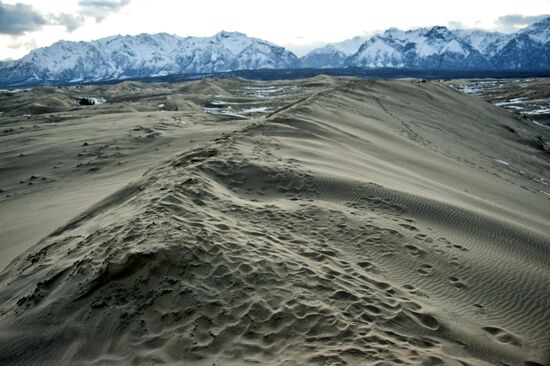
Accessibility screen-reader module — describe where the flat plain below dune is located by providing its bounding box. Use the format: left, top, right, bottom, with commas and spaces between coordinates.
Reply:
0, 77, 549, 366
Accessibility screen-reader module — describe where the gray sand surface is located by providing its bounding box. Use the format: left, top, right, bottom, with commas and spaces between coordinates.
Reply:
0, 77, 549, 365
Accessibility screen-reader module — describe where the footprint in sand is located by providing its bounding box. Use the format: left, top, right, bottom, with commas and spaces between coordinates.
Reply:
399, 223, 418, 231
404, 309, 440, 331
482, 326, 522, 346
473, 303, 485, 313
417, 263, 434, 275
448, 276, 467, 289
452, 244, 468, 251
404, 244, 425, 257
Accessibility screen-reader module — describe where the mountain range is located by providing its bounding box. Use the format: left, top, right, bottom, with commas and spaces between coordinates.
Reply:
1, 17, 549, 86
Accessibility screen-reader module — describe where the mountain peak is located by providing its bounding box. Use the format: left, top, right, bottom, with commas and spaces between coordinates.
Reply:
519, 16, 550, 44
384, 27, 404, 36
523, 16, 550, 31
426, 25, 453, 38
215, 31, 247, 39
532, 16, 550, 26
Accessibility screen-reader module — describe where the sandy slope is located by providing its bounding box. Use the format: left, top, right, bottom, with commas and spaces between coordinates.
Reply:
0, 81, 250, 269
0, 77, 549, 365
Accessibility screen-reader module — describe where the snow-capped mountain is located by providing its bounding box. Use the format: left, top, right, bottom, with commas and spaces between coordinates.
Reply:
453, 30, 511, 57
303, 17, 550, 70
0, 31, 298, 86
491, 17, 550, 70
346, 26, 490, 69
300, 45, 348, 69
1, 18, 549, 87
300, 36, 367, 68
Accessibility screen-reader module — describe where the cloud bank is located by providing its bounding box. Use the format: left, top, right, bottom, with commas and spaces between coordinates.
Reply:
495, 14, 550, 32
78, 0, 132, 22
0, 2, 47, 35
0, 0, 132, 36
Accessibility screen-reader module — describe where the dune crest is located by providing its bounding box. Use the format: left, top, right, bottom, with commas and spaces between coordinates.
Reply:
0, 78, 549, 366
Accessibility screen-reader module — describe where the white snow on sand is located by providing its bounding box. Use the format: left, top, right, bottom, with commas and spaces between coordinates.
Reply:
495, 159, 509, 166
241, 107, 270, 114
494, 97, 529, 106
92, 97, 106, 104
532, 120, 548, 128
522, 107, 550, 115
203, 107, 245, 118
240, 85, 299, 99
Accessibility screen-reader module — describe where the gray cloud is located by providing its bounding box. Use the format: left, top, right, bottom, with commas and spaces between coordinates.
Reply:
0, 2, 47, 35
52, 1, 132, 31
447, 20, 484, 32
0, 0, 131, 37
50, 13, 86, 33
78, 0, 132, 22
8, 37, 38, 51
495, 14, 550, 32
447, 21, 466, 30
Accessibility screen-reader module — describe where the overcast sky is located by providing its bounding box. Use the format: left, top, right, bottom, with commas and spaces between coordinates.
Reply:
1, 0, 549, 60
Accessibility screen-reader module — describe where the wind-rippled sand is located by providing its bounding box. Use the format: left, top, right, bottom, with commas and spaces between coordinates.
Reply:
0, 77, 549, 365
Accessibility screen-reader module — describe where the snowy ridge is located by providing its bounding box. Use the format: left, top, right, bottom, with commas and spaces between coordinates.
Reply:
1, 17, 549, 86
300, 35, 368, 68
0, 31, 298, 86
303, 17, 550, 70
346, 26, 488, 69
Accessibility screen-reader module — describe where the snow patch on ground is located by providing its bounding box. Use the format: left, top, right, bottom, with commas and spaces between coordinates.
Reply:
494, 159, 509, 166
203, 102, 271, 117
522, 107, 550, 115
203, 107, 245, 118
241, 107, 270, 114
210, 100, 239, 106
240, 85, 299, 99
91, 97, 106, 104
532, 120, 548, 128
494, 97, 529, 106
0, 88, 31, 93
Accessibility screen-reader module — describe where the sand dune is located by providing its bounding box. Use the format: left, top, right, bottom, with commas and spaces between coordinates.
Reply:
0, 77, 549, 365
